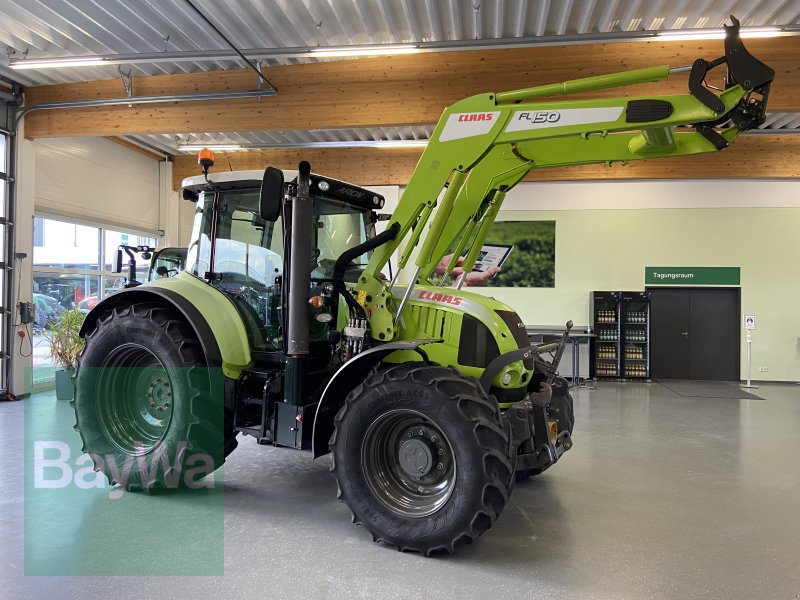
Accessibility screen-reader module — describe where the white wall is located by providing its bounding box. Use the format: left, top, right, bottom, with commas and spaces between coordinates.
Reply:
459, 179, 800, 383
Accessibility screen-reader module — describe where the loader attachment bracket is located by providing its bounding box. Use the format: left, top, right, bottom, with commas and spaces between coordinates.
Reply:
724, 16, 776, 93
688, 16, 774, 123
689, 57, 727, 113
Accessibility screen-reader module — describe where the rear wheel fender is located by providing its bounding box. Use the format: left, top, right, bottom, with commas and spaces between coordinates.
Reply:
82, 288, 222, 367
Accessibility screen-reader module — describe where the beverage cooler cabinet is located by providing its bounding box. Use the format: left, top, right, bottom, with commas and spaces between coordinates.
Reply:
590, 292, 622, 379
622, 291, 651, 380
591, 291, 652, 380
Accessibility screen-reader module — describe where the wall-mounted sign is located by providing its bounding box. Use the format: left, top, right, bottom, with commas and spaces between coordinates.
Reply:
744, 314, 756, 330
645, 266, 740, 286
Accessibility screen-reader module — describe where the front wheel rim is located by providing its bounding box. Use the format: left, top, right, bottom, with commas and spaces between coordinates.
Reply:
361, 409, 456, 518
96, 344, 174, 455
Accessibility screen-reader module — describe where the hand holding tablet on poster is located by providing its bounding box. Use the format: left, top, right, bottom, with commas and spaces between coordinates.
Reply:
436, 244, 513, 286
471, 244, 513, 274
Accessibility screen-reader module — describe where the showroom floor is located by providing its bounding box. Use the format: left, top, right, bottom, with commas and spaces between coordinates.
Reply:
2, 381, 799, 599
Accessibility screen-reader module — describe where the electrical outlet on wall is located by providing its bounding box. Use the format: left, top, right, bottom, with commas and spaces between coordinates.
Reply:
758, 367, 769, 372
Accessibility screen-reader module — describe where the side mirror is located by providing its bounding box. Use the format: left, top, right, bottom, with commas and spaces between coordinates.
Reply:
259, 166, 284, 221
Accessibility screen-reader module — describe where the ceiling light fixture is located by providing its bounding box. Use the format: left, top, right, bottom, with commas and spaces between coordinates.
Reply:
10, 57, 108, 70
176, 140, 429, 152
179, 144, 243, 152
371, 140, 429, 148
309, 45, 420, 58
7, 45, 423, 70
657, 27, 782, 41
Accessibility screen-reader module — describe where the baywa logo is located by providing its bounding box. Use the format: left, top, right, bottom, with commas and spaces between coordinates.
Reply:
518, 111, 561, 124
33, 440, 216, 499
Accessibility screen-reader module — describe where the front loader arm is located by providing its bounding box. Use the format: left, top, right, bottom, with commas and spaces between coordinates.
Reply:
359, 17, 773, 339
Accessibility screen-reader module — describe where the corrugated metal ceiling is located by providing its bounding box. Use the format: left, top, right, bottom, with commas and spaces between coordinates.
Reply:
2, 0, 799, 86
1, 0, 798, 147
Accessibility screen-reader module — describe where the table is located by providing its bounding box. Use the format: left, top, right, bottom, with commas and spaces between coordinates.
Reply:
565, 332, 596, 388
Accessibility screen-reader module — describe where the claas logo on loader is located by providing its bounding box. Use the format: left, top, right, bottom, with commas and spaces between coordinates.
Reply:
457, 113, 495, 122
418, 290, 462, 306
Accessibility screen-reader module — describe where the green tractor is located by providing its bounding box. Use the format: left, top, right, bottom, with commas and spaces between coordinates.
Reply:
73, 19, 772, 554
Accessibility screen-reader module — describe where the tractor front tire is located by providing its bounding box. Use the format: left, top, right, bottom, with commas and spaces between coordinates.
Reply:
330, 363, 515, 555
73, 303, 236, 492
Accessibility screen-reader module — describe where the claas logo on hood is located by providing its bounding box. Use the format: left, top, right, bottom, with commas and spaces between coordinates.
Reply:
418, 290, 462, 306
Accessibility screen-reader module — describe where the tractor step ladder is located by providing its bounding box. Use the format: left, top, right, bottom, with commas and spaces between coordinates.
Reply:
233, 369, 276, 445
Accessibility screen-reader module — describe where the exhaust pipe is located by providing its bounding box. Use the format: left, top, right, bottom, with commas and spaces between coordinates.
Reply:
287, 161, 313, 356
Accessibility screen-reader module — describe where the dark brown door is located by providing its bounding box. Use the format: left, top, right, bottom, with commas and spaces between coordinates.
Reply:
648, 287, 740, 381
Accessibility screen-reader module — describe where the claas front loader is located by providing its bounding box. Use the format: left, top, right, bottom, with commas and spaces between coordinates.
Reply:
73, 19, 773, 555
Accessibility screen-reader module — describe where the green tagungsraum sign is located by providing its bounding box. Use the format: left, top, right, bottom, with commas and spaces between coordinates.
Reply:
645, 266, 740, 286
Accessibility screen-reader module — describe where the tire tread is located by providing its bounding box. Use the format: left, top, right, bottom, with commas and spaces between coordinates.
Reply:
72, 302, 237, 492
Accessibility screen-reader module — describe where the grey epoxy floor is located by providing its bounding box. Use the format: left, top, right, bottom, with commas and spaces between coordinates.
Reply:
2, 381, 799, 599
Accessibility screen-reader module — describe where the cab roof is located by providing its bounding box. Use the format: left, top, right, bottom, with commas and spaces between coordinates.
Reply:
181, 168, 385, 211
182, 169, 297, 192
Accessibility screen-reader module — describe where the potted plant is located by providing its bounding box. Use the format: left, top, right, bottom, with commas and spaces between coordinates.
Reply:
46, 307, 85, 401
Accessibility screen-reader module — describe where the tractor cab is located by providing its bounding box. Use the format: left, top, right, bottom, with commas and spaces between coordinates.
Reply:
181, 167, 385, 355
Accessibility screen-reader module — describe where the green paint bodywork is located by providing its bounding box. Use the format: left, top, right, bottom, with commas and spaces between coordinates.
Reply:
384, 284, 529, 401
146, 272, 253, 378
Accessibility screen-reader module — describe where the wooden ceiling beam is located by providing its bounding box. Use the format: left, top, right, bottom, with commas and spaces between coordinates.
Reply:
24, 37, 800, 139
105, 136, 167, 161
171, 135, 800, 191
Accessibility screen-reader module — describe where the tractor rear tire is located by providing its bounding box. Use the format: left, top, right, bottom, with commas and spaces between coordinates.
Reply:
72, 303, 237, 492
330, 363, 515, 555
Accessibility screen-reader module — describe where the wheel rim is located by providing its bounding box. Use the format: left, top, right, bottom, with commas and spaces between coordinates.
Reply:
96, 344, 174, 455
361, 409, 456, 518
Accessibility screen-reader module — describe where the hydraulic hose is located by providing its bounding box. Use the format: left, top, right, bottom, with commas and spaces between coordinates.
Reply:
334, 222, 401, 321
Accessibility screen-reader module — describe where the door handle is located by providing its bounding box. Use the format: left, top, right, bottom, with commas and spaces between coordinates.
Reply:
680, 331, 689, 338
